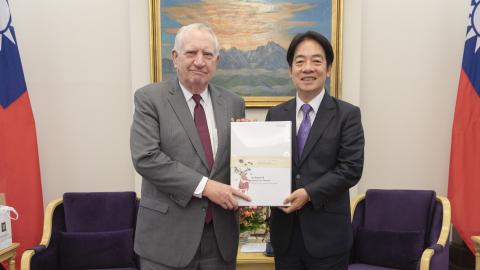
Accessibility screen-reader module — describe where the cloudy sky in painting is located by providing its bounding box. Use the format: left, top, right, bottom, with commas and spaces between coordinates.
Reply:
160, 0, 332, 58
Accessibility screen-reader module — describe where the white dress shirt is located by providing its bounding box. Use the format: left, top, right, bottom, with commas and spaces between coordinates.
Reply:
296, 89, 325, 134
179, 83, 217, 198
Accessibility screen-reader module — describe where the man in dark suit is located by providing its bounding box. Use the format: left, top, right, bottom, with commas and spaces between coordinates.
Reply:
266, 31, 365, 270
130, 23, 250, 270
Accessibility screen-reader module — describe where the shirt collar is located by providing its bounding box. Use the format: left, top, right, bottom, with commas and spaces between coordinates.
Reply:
179, 82, 210, 104
296, 89, 325, 115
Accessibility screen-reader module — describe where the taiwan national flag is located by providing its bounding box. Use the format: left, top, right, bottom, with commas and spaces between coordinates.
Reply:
448, 0, 480, 254
0, 0, 44, 267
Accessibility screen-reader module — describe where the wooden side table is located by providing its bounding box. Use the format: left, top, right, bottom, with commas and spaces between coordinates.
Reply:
236, 244, 274, 270
0, 243, 19, 270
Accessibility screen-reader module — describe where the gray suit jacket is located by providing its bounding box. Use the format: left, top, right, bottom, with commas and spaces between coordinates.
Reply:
130, 80, 245, 267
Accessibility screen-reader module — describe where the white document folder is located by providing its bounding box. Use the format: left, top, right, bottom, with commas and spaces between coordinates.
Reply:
231, 121, 291, 206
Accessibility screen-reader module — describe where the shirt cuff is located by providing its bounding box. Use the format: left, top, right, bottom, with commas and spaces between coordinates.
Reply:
193, 176, 208, 198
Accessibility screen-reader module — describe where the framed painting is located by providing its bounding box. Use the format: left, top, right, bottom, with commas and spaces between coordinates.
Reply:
149, 0, 343, 107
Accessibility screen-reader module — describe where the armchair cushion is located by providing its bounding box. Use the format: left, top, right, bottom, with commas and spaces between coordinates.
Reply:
354, 227, 424, 270
59, 228, 135, 270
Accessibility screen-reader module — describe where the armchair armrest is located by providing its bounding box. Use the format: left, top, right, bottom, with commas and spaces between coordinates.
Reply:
419, 196, 451, 270
427, 243, 444, 252
21, 199, 63, 270
472, 236, 480, 270
21, 245, 59, 270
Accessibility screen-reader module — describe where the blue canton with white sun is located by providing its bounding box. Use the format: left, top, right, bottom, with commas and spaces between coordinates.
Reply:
0, 0, 27, 109
0, 0, 15, 52
466, 0, 480, 52
462, 0, 480, 95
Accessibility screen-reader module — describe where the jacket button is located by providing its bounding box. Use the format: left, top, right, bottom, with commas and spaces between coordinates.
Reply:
296, 174, 301, 180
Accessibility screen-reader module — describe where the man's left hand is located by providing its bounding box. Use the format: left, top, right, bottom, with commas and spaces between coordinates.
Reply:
280, 188, 310, 214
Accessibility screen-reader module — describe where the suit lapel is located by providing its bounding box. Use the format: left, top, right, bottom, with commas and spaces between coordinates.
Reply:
281, 99, 299, 166
166, 81, 210, 170
298, 93, 335, 166
209, 85, 228, 176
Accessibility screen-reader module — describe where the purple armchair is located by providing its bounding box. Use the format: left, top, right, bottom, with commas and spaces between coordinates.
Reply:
21, 192, 139, 270
348, 189, 451, 270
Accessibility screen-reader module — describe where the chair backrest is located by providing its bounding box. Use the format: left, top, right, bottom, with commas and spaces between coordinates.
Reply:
59, 192, 139, 270
24, 191, 140, 270
63, 191, 137, 232
363, 189, 436, 243
350, 189, 441, 270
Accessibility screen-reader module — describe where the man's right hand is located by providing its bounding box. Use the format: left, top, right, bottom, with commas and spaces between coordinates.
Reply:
202, 179, 251, 210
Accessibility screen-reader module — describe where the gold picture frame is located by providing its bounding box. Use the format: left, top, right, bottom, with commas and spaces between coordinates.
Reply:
149, 0, 343, 107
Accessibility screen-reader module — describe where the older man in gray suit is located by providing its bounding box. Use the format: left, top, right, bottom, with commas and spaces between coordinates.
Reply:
130, 23, 250, 270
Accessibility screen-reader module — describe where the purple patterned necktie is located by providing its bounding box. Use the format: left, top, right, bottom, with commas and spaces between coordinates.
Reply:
192, 94, 213, 224
297, 104, 313, 159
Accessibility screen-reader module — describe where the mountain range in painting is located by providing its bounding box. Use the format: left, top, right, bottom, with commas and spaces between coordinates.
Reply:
162, 41, 295, 97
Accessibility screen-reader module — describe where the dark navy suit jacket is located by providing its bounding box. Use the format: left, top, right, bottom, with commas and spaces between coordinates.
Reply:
265, 93, 365, 258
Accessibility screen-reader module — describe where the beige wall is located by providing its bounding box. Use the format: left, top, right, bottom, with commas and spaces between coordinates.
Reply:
8, 0, 469, 205
9, 0, 146, 204
356, 0, 467, 195
248, 0, 468, 196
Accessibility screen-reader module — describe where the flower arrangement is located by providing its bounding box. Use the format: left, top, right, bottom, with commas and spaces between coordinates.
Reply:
239, 206, 267, 233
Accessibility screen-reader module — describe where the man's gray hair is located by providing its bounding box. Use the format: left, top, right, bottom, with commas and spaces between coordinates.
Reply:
173, 23, 220, 56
